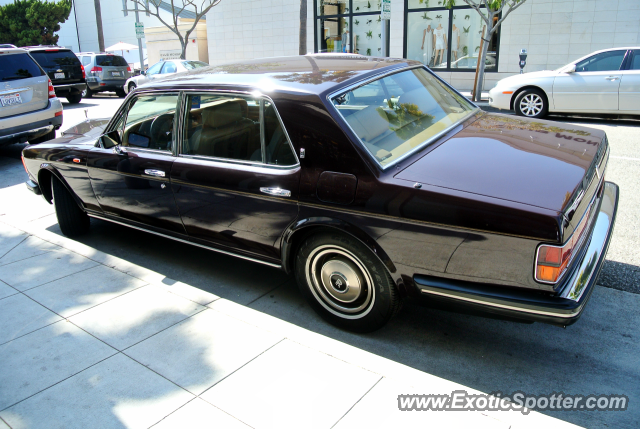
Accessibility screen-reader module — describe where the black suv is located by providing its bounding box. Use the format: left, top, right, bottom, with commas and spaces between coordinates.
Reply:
24, 46, 86, 104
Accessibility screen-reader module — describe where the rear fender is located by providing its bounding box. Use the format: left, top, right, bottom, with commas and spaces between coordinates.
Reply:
37, 165, 85, 210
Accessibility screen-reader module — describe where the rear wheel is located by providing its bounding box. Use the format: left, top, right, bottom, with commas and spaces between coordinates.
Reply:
128, 82, 136, 93
514, 88, 548, 118
29, 129, 55, 144
66, 93, 82, 104
82, 87, 93, 98
294, 231, 401, 332
116, 88, 126, 98
52, 177, 90, 237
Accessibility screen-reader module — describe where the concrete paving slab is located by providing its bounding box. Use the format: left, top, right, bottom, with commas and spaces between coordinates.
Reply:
0, 320, 116, 411
69, 285, 206, 350
0, 281, 17, 300
0, 235, 58, 266
0, 223, 28, 259
0, 248, 98, 291
155, 280, 220, 306
24, 265, 148, 318
152, 398, 251, 429
0, 417, 8, 428
0, 353, 194, 429
0, 294, 61, 345
126, 309, 283, 395
201, 339, 381, 429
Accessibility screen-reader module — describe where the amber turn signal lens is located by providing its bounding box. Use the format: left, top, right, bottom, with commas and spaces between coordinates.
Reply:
502, 91, 514, 94
537, 265, 560, 282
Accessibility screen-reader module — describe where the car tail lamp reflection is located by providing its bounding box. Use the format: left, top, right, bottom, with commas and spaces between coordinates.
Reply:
48, 79, 55, 98
90, 66, 102, 74
536, 205, 592, 284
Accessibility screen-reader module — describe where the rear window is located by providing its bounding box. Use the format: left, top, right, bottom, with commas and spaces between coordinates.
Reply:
0, 53, 44, 81
30, 50, 80, 67
182, 61, 208, 70
95, 55, 128, 67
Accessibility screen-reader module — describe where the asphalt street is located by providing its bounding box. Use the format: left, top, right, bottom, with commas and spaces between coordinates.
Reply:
2, 94, 639, 429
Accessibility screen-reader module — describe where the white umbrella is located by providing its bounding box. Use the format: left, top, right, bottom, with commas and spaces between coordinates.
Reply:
105, 41, 139, 52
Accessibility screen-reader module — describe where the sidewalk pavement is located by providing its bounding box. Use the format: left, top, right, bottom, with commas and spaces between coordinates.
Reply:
0, 176, 581, 428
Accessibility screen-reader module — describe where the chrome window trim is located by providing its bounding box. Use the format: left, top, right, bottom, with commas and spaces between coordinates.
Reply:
176, 88, 300, 168
178, 153, 300, 171
326, 65, 480, 171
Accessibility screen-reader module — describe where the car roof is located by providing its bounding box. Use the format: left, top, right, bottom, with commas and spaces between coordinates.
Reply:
147, 54, 419, 96
22, 45, 71, 51
0, 48, 30, 55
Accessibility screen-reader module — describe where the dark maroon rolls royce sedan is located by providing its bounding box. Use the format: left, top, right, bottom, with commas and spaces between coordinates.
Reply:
21, 55, 619, 332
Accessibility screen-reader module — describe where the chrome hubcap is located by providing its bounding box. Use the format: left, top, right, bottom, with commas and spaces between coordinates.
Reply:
520, 93, 543, 116
306, 245, 375, 318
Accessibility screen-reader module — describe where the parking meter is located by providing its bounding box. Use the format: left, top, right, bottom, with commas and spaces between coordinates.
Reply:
519, 49, 527, 74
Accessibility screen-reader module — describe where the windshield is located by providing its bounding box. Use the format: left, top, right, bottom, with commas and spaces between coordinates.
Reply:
96, 55, 128, 67
0, 53, 43, 81
30, 50, 80, 67
331, 67, 477, 168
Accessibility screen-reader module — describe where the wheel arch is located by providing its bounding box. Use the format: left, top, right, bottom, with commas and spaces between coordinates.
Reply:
281, 217, 397, 279
510, 85, 551, 112
38, 167, 85, 210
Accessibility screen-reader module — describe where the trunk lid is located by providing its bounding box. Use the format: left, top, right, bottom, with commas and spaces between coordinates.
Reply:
94, 55, 130, 81
0, 49, 48, 118
395, 113, 604, 213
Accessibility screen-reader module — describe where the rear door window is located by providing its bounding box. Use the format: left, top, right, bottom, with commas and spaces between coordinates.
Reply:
0, 53, 43, 81
95, 55, 128, 67
161, 62, 177, 74
29, 50, 80, 68
575, 50, 626, 72
81, 56, 91, 66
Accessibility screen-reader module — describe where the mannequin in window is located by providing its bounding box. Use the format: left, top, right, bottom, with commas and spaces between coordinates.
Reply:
451, 24, 460, 61
433, 23, 447, 66
420, 25, 433, 66
342, 30, 350, 53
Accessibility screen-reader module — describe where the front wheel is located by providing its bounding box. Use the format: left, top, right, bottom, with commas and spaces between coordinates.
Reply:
116, 88, 126, 98
295, 231, 401, 332
514, 88, 548, 118
82, 87, 93, 98
66, 93, 82, 104
52, 176, 90, 237
128, 82, 136, 93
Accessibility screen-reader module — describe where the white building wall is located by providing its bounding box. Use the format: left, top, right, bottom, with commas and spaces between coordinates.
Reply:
206, 0, 314, 66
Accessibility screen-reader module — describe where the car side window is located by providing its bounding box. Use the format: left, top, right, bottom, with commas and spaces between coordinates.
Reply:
575, 50, 626, 72
122, 94, 179, 151
630, 50, 640, 70
82, 56, 91, 66
162, 62, 177, 74
263, 101, 296, 166
146, 61, 163, 75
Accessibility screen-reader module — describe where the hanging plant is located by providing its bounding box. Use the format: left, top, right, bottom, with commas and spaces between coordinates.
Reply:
421, 12, 432, 20
378, 33, 381, 38
355, 19, 360, 25
463, 26, 470, 33
367, 19, 372, 25
465, 14, 470, 20
367, 1, 371, 8
356, 6, 360, 10
475, 45, 480, 52
436, 14, 442, 19
462, 46, 468, 56
366, 48, 372, 56
377, 15, 381, 23
366, 30, 373, 39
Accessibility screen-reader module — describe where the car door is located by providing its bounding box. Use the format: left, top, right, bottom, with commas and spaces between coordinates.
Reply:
552, 49, 627, 112
170, 92, 300, 262
145, 61, 166, 82
619, 49, 640, 113
87, 92, 186, 235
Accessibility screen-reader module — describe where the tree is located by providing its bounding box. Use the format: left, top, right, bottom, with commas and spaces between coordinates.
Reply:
299, 0, 307, 55
445, 0, 528, 101
0, 0, 72, 47
124, 0, 221, 60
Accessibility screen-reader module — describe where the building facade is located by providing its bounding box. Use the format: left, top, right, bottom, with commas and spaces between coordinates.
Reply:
4, 0, 639, 91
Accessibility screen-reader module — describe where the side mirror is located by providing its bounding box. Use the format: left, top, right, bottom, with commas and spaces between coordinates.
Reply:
566, 64, 576, 73
101, 130, 122, 149
141, 70, 146, 75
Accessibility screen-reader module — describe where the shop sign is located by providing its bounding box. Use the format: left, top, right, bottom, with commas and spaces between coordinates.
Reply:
135, 22, 145, 39
160, 50, 182, 60
382, 0, 391, 20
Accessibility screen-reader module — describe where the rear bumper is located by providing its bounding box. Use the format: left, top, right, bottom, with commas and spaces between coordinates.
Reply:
88, 79, 126, 91
415, 182, 619, 326
54, 82, 86, 96
0, 99, 63, 145
25, 179, 41, 195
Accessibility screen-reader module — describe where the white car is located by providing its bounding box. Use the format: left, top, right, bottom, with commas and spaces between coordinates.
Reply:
489, 47, 640, 118
124, 59, 209, 94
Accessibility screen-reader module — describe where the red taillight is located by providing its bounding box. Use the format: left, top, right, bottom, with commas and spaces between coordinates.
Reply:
81, 64, 86, 79
127, 66, 131, 72
21, 155, 28, 174
45, 49, 59, 52
90, 66, 102, 74
55, 111, 62, 117
535, 206, 592, 283
48, 79, 55, 98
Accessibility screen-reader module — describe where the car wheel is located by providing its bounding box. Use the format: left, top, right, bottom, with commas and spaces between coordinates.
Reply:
82, 87, 93, 98
128, 82, 136, 93
52, 176, 90, 237
29, 129, 55, 144
116, 88, 126, 98
294, 231, 401, 332
66, 93, 82, 104
514, 88, 548, 118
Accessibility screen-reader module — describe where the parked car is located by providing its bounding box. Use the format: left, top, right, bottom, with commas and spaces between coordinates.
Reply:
0, 47, 63, 146
124, 59, 208, 94
437, 52, 496, 69
489, 47, 640, 118
21, 55, 618, 332
25, 46, 86, 104
76, 52, 131, 98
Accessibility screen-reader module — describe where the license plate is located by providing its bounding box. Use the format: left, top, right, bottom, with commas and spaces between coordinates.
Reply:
0, 93, 22, 107
54, 72, 64, 79
111, 71, 121, 77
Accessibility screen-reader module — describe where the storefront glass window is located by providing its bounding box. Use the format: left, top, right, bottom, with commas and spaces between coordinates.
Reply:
318, 0, 349, 16
318, 17, 350, 53
353, 15, 382, 56
352, 0, 381, 12
406, 11, 449, 69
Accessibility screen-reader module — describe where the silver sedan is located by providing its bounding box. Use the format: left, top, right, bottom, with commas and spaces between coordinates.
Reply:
124, 59, 209, 94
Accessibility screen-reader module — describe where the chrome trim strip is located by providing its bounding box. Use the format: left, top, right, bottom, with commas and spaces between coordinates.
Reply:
260, 187, 291, 197
177, 153, 299, 171
144, 169, 165, 177
88, 214, 282, 269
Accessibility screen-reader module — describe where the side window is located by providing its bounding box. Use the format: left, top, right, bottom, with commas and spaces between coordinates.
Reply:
146, 61, 163, 75
162, 62, 177, 74
183, 94, 260, 161
122, 94, 179, 151
263, 101, 296, 166
82, 56, 91, 66
630, 50, 640, 70
575, 50, 626, 72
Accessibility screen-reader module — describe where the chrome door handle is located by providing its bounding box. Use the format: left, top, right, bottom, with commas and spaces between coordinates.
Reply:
605, 76, 620, 81
112, 145, 127, 155
260, 187, 291, 197
144, 169, 166, 177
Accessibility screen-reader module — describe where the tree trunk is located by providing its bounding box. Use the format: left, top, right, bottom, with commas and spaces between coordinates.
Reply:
180, 34, 187, 59
299, 0, 307, 55
474, 23, 492, 102
94, 0, 105, 52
